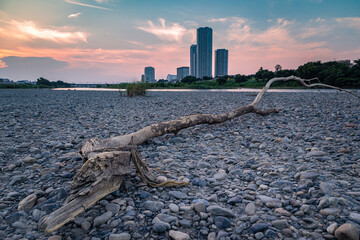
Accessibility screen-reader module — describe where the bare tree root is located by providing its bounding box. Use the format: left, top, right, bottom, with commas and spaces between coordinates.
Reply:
38, 76, 356, 233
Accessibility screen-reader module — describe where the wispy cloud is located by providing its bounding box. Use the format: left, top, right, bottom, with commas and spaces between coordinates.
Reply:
136, 18, 186, 42
64, 0, 111, 11
208, 17, 228, 23
68, 12, 83, 18
0, 20, 88, 44
335, 17, 360, 29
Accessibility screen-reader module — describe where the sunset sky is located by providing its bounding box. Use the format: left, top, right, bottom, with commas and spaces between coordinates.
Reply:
0, 0, 360, 83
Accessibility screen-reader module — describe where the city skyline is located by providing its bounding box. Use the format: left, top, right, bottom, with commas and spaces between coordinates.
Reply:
0, 0, 360, 83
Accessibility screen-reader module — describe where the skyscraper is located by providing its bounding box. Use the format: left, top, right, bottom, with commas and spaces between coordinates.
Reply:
196, 27, 212, 79
177, 67, 190, 81
144, 66, 155, 83
190, 45, 197, 77
215, 49, 228, 77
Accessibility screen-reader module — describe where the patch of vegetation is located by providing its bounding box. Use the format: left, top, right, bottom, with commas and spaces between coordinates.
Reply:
126, 83, 147, 97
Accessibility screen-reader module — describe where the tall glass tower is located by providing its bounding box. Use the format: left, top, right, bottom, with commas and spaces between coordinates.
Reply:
215, 49, 228, 77
144, 66, 155, 83
196, 27, 212, 79
190, 45, 197, 77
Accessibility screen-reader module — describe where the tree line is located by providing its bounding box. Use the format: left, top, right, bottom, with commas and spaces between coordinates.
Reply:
180, 59, 360, 88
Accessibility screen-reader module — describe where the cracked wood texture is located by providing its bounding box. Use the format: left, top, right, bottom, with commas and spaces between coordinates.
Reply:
38, 151, 131, 233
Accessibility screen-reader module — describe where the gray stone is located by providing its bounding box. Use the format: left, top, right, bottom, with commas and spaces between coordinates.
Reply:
255, 232, 264, 239
214, 169, 228, 180
272, 219, 289, 230
143, 201, 164, 212
152, 223, 167, 233
326, 222, 338, 235
12, 221, 27, 229
250, 223, 268, 233
109, 233, 131, 240
206, 206, 234, 217
169, 191, 187, 199
156, 213, 178, 223
214, 216, 231, 229
320, 182, 333, 195
257, 195, 274, 203
305, 150, 326, 157
106, 202, 120, 214
335, 223, 359, 240
245, 203, 256, 215
169, 203, 179, 213
18, 193, 37, 211
169, 230, 190, 240
10, 175, 27, 186
320, 208, 341, 216
194, 202, 206, 213
299, 171, 319, 180
23, 156, 37, 163
93, 211, 113, 226
265, 200, 282, 208
349, 212, 360, 224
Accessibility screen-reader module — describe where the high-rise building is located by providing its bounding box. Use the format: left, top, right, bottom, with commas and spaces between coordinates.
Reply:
141, 74, 145, 83
190, 45, 197, 77
196, 27, 212, 79
144, 66, 155, 83
177, 67, 190, 81
215, 49, 228, 77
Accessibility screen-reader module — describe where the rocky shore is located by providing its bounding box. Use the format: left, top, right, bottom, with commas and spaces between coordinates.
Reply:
0, 89, 359, 240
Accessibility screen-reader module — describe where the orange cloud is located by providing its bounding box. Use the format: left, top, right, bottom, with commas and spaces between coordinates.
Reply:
0, 59, 7, 68
0, 20, 88, 44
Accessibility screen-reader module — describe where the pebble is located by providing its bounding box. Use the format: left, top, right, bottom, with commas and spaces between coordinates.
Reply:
334, 223, 359, 240
109, 233, 131, 240
214, 216, 231, 229
0, 90, 358, 240
245, 203, 256, 215
326, 222, 338, 235
206, 206, 234, 217
169, 203, 179, 213
17, 193, 37, 211
271, 219, 289, 229
169, 230, 190, 240
250, 223, 268, 233
169, 191, 187, 199
93, 211, 113, 226
143, 200, 164, 212
349, 212, 360, 224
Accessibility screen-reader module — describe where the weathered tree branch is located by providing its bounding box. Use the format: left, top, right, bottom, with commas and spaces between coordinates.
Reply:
39, 76, 356, 233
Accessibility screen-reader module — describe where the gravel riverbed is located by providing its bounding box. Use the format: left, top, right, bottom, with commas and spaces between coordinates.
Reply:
0, 89, 359, 240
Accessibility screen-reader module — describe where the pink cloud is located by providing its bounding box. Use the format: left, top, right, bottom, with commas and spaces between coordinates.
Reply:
0, 20, 88, 44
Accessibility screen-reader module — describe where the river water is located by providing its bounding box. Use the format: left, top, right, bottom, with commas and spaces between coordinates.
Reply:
53, 87, 350, 93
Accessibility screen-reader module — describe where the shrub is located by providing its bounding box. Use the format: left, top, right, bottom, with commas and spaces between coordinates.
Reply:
126, 83, 147, 97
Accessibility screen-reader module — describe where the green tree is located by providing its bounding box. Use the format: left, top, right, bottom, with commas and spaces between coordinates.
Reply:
181, 76, 199, 83
275, 64, 282, 72
216, 76, 227, 85
36, 77, 51, 86
234, 74, 248, 83
255, 67, 274, 81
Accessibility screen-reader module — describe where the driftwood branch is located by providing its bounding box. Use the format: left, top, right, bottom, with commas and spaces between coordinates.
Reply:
38, 76, 356, 233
